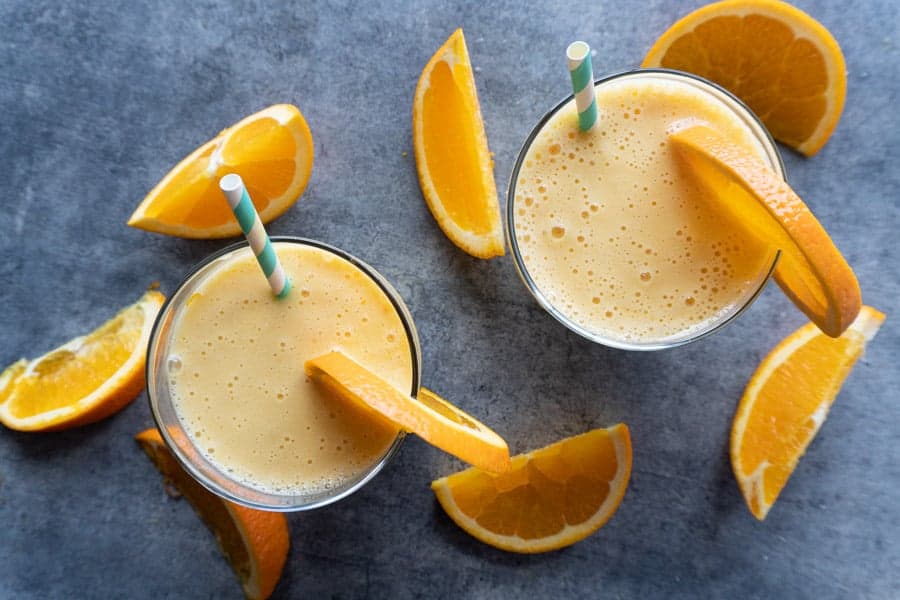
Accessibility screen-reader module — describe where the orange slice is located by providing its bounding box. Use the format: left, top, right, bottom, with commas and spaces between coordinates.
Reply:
128, 104, 314, 238
136, 428, 288, 600
0, 291, 164, 431
731, 306, 884, 520
431, 425, 632, 553
412, 28, 505, 258
668, 124, 860, 337
642, 0, 846, 156
304, 351, 510, 473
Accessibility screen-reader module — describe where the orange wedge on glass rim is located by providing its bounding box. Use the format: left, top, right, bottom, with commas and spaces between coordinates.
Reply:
668, 124, 861, 337
642, 0, 846, 156
432, 425, 632, 553
128, 104, 313, 238
731, 306, 884, 520
136, 428, 289, 600
412, 28, 505, 258
304, 351, 510, 473
0, 291, 164, 431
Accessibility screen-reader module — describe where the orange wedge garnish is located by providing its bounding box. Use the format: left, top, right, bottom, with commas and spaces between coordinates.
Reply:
129, 104, 313, 238
668, 124, 861, 337
432, 425, 632, 553
731, 306, 884, 520
642, 0, 846, 156
412, 29, 505, 258
0, 291, 164, 431
304, 351, 510, 473
136, 428, 289, 600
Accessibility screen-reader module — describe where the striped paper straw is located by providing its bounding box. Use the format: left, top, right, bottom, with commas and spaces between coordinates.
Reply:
567, 41, 598, 131
219, 173, 292, 299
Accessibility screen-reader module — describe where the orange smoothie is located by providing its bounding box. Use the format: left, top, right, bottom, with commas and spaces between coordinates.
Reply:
165, 242, 413, 497
511, 71, 781, 346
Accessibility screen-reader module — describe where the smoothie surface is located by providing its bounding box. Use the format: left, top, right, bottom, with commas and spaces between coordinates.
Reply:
168, 243, 411, 496
514, 74, 777, 344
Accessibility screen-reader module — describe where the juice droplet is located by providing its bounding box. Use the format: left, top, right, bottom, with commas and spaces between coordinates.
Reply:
551, 226, 566, 238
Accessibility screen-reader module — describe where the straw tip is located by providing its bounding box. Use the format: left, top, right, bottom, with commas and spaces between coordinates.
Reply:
567, 41, 590, 62
276, 279, 292, 299
219, 173, 244, 193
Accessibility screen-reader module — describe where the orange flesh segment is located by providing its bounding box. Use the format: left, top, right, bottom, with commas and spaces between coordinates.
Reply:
422, 58, 493, 235
412, 28, 504, 258
128, 104, 313, 238
731, 306, 884, 519
0, 291, 164, 431
665, 15, 827, 148
7, 307, 142, 417
144, 118, 296, 230
642, 0, 846, 156
0, 360, 27, 406
432, 425, 632, 553
453, 431, 618, 535
743, 331, 859, 507
137, 141, 218, 223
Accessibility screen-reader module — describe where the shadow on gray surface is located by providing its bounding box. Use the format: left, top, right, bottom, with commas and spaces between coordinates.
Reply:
1, 409, 123, 457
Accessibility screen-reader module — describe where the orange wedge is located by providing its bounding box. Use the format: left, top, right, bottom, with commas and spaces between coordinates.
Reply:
0, 291, 164, 431
304, 351, 510, 473
668, 124, 860, 337
129, 104, 314, 238
412, 28, 505, 258
642, 0, 846, 156
136, 428, 288, 600
432, 425, 632, 553
731, 306, 884, 520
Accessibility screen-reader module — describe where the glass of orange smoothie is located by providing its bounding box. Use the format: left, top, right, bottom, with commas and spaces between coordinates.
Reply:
508, 69, 785, 350
146, 237, 421, 511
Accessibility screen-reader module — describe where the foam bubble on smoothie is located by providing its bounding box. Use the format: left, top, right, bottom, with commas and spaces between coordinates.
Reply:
514, 75, 771, 343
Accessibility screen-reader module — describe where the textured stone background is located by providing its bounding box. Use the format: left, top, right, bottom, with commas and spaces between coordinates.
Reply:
1, 1, 898, 598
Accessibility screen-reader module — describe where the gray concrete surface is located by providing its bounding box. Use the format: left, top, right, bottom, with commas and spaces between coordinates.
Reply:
1, 1, 898, 598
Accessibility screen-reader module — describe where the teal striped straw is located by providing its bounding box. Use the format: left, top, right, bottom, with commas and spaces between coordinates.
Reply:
219, 173, 292, 299
567, 41, 598, 131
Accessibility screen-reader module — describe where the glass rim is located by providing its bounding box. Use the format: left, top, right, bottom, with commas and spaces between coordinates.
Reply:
145, 236, 422, 511
505, 68, 785, 351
